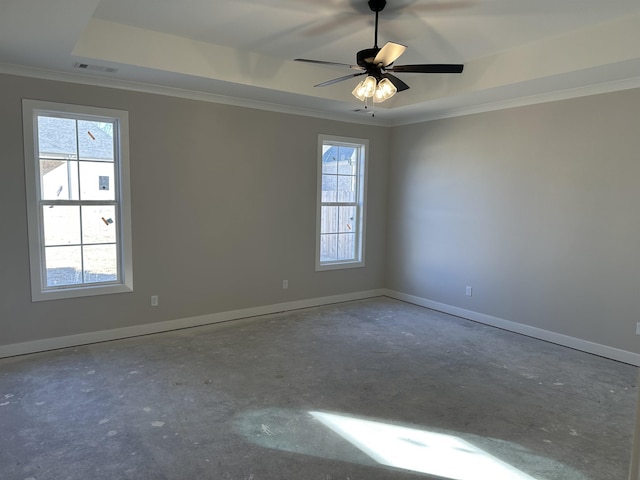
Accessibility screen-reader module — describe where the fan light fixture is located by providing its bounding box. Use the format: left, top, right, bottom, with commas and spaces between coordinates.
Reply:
352, 76, 397, 103
294, 0, 464, 117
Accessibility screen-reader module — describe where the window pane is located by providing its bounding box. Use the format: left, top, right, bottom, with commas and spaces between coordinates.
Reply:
40, 160, 79, 200
338, 206, 357, 233
83, 244, 118, 283
78, 120, 114, 161
337, 175, 356, 203
25, 100, 132, 300
337, 146, 357, 175
43, 206, 80, 246
45, 246, 82, 287
320, 234, 337, 263
82, 205, 117, 245
79, 161, 115, 200
322, 146, 338, 174
337, 233, 356, 260
322, 174, 337, 202
37, 116, 77, 160
321, 206, 338, 234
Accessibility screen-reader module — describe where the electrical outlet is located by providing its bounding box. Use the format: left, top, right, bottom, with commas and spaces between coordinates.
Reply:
282, 280, 288, 289
151, 295, 159, 307
465, 286, 472, 297
636, 322, 640, 336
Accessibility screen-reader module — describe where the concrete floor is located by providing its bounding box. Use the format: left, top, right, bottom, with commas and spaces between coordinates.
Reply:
0, 297, 637, 480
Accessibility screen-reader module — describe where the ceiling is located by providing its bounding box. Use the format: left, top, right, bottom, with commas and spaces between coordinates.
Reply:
1, 0, 639, 125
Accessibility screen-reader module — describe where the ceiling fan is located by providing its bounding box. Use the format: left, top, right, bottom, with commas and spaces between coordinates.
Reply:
294, 0, 463, 104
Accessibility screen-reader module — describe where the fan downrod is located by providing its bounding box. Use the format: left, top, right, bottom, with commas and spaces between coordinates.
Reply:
358, 0, 387, 65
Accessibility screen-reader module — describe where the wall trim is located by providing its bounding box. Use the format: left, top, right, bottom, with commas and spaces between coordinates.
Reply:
0, 63, 386, 127
0, 289, 386, 359
2, 63, 639, 128
4, 288, 639, 366
385, 289, 640, 367
390, 76, 640, 126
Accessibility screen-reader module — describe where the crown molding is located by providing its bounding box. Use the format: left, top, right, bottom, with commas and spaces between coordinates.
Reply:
0, 62, 389, 126
390, 75, 640, 126
2, 62, 639, 128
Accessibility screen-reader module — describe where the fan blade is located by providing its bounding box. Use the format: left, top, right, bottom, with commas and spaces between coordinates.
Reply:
382, 73, 410, 92
314, 72, 366, 88
373, 42, 407, 67
390, 64, 464, 74
294, 59, 364, 70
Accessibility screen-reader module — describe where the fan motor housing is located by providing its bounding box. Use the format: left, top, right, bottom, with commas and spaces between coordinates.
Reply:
356, 48, 381, 67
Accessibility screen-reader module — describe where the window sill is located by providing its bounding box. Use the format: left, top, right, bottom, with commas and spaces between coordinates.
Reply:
316, 260, 365, 272
32, 283, 133, 302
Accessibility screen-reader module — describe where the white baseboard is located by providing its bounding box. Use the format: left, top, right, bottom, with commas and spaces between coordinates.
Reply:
0, 289, 386, 359
5, 288, 639, 366
385, 289, 640, 367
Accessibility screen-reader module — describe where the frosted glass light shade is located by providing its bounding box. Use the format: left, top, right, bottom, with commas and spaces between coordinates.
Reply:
373, 78, 397, 103
352, 81, 367, 101
362, 76, 377, 97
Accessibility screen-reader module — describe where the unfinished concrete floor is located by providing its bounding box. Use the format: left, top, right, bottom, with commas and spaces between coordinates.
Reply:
0, 297, 637, 480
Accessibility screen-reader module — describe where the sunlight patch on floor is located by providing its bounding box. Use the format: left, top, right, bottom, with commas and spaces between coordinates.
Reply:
310, 411, 537, 480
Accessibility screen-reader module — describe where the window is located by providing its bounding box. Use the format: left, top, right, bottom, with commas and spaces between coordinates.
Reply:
316, 135, 368, 271
23, 100, 133, 301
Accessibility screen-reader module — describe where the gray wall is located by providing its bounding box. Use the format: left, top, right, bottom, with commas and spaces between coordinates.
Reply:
4, 71, 639, 357
0, 73, 389, 347
387, 88, 640, 354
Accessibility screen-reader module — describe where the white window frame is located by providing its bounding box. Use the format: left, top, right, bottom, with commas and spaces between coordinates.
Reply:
316, 134, 368, 271
22, 99, 133, 301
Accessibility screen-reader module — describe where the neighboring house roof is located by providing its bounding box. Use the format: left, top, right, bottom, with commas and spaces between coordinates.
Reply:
38, 117, 114, 161
322, 146, 356, 164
